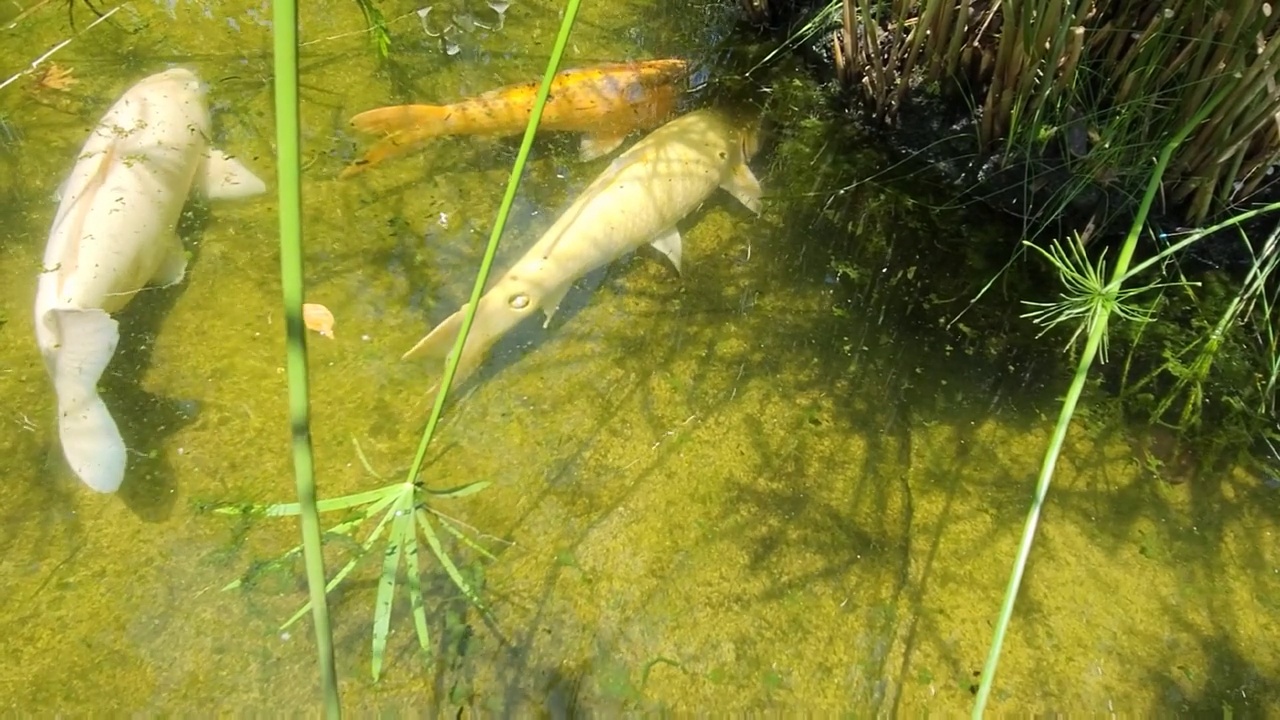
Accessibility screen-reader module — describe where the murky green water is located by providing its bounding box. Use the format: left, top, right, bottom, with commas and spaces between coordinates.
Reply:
2, 0, 1279, 713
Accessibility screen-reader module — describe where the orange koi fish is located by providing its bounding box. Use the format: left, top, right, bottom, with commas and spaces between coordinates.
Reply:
339, 58, 688, 178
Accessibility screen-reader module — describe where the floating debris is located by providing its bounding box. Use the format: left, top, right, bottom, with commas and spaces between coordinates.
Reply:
416, 6, 438, 36
303, 303, 336, 338
35, 63, 76, 91
442, 24, 462, 55
413, 1, 512, 52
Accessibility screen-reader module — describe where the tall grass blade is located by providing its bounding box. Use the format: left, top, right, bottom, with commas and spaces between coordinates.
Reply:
271, 0, 339, 713
971, 80, 1236, 717
400, 0, 584, 487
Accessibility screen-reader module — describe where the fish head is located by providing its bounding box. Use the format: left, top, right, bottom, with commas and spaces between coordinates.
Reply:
477, 268, 550, 335
406, 268, 550, 388
103, 68, 213, 155
137, 67, 207, 99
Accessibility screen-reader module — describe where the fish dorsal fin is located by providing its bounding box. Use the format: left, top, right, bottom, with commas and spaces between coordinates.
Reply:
721, 161, 763, 215
649, 226, 683, 274
579, 131, 628, 162
199, 148, 267, 200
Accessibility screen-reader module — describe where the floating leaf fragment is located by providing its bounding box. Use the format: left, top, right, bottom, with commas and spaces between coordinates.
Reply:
35, 64, 77, 91
303, 303, 335, 338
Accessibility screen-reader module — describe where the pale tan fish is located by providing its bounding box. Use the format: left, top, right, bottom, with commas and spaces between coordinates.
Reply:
403, 108, 763, 393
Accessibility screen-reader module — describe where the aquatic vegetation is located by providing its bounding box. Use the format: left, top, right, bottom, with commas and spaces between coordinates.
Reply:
353, 0, 391, 58
216, 440, 495, 680
270, 0, 339, 711
1019, 232, 1170, 363
819, 0, 1280, 227
973, 81, 1267, 713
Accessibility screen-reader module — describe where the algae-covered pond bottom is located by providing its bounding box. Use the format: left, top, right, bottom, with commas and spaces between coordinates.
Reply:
1, 0, 1278, 713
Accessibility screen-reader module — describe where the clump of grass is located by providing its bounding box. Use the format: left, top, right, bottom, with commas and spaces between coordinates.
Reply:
826, 0, 1280, 226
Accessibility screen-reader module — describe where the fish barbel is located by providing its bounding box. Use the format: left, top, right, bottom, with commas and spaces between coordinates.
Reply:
339, 58, 689, 178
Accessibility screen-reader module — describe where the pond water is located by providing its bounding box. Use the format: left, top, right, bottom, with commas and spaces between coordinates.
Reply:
2, 0, 1279, 714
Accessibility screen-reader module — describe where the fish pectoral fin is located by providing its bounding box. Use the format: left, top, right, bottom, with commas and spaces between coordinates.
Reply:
340, 133, 434, 179
578, 130, 629, 162
350, 104, 446, 136
199, 148, 268, 201
150, 233, 188, 287
404, 305, 489, 391
722, 162, 764, 215
649, 226, 684, 274
541, 284, 571, 328
403, 307, 467, 361
49, 308, 127, 493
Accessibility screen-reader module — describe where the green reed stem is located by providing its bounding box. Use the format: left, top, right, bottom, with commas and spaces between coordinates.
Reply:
272, 0, 340, 715
401, 0, 583, 486
971, 79, 1235, 717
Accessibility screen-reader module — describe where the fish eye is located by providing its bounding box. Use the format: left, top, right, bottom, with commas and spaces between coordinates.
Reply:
508, 293, 530, 309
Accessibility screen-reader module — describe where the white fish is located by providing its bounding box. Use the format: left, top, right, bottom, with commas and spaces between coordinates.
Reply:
33, 67, 267, 493
403, 108, 763, 391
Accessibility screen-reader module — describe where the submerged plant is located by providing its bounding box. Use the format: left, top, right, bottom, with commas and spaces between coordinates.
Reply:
353, 0, 392, 58
218, 440, 496, 680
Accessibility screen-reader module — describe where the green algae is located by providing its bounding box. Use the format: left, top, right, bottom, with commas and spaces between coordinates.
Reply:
0, 0, 1277, 714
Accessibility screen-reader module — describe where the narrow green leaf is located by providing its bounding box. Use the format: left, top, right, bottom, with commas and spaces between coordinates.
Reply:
424, 480, 493, 499
371, 500, 410, 681
402, 514, 432, 655
267, 483, 406, 517
281, 488, 407, 631
416, 509, 486, 611
428, 511, 498, 561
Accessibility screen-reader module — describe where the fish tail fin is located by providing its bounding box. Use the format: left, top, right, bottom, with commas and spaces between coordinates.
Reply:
48, 308, 127, 493
402, 305, 487, 393
341, 105, 453, 178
